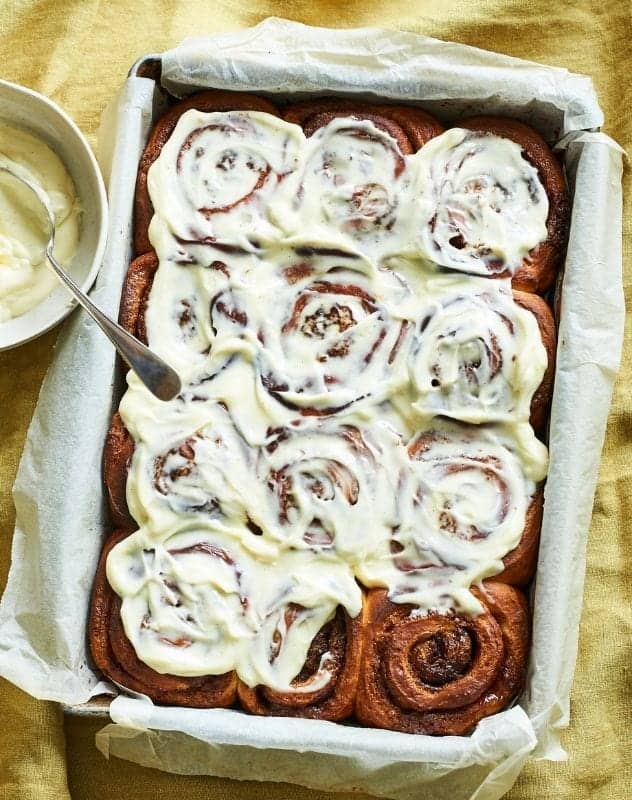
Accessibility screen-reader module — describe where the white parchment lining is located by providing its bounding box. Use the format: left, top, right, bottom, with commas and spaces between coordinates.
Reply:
0, 18, 624, 800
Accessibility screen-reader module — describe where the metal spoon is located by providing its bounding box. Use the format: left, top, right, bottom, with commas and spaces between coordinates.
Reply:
0, 164, 181, 401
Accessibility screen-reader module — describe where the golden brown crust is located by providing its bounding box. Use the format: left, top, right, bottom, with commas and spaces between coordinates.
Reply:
497, 486, 544, 586
457, 116, 569, 294
355, 582, 529, 735
134, 91, 280, 256
283, 98, 444, 151
103, 413, 135, 529
89, 529, 237, 707
513, 290, 557, 433
300, 110, 415, 155
104, 252, 160, 528
118, 251, 159, 343
371, 104, 445, 150
237, 603, 366, 721
552, 264, 564, 326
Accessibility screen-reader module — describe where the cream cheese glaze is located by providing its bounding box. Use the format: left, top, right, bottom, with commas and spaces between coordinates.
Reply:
0, 122, 80, 321
108, 110, 551, 688
147, 110, 304, 252
357, 419, 547, 615
403, 273, 547, 424
407, 128, 549, 276
106, 525, 362, 687
280, 118, 409, 261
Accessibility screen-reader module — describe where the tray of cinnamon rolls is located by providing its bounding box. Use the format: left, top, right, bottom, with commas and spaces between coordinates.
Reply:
89, 83, 570, 738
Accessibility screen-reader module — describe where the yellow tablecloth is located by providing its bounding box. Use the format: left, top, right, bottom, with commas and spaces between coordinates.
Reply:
0, 2, 629, 798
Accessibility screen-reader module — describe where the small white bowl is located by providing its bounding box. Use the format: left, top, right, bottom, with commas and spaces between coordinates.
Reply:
0, 79, 108, 350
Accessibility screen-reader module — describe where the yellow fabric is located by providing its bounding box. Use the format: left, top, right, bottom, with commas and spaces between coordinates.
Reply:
0, 1, 629, 798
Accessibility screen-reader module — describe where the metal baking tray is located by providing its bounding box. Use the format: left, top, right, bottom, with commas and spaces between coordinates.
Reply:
65, 48, 584, 719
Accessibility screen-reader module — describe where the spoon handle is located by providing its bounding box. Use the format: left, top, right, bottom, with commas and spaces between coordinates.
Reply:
46, 248, 181, 401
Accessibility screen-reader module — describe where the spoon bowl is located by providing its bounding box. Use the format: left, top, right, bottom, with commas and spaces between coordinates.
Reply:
0, 164, 181, 402
0, 78, 108, 351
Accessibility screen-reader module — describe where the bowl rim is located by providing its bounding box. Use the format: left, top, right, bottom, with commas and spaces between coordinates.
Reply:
0, 78, 108, 351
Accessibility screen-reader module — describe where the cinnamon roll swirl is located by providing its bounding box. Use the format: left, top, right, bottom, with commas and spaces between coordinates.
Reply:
90, 529, 238, 707
355, 582, 530, 735
404, 423, 546, 581
104, 527, 260, 679
238, 604, 365, 721
250, 246, 411, 417
285, 118, 410, 259
458, 117, 568, 293
135, 91, 280, 256
119, 250, 221, 380
121, 401, 263, 539
145, 109, 304, 258
100, 525, 363, 693
358, 421, 547, 612
405, 277, 555, 428
257, 420, 406, 561
236, 549, 363, 692
410, 118, 567, 292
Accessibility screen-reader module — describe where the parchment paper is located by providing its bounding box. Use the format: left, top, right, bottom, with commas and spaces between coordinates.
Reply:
0, 18, 624, 800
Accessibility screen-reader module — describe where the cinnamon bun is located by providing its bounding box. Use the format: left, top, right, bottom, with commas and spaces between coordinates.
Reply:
357, 420, 547, 613
355, 582, 530, 735
90, 529, 238, 707
409, 117, 568, 293
98, 526, 363, 695
135, 91, 281, 256
238, 604, 365, 721
403, 276, 555, 428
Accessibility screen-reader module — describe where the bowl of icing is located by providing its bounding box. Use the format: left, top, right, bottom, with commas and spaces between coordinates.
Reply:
0, 79, 107, 350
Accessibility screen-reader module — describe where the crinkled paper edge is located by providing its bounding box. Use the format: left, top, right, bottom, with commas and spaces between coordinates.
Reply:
0, 18, 624, 800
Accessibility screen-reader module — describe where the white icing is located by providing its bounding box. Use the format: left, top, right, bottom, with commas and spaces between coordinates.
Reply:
404, 274, 547, 424
408, 128, 548, 276
147, 110, 304, 252
279, 118, 410, 260
357, 420, 548, 615
107, 526, 361, 689
108, 110, 551, 688
0, 123, 80, 321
